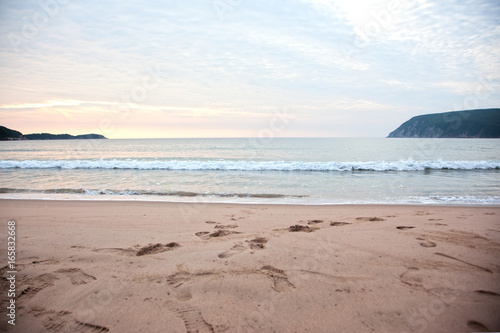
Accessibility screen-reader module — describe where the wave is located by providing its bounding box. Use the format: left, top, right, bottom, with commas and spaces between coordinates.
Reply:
0, 159, 499, 172
0, 188, 305, 199
1, 188, 498, 205
425, 195, 500, 204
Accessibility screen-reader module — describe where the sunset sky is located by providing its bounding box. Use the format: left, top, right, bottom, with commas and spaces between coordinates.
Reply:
0, 0, 499, 138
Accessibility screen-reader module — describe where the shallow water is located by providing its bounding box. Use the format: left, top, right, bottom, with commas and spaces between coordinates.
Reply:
0, 138, 499, 205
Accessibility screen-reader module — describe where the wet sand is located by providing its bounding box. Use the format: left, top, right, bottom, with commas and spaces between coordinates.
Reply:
1, 199, 499, 332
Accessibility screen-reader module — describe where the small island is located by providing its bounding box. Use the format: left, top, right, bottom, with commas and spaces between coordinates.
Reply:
387, 108, 500, 138
0, 125, 107, 141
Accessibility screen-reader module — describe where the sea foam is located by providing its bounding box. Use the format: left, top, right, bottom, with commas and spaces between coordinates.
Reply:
0, 159, 499, 171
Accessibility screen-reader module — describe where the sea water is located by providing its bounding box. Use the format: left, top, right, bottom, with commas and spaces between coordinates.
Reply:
0, 138, 499, 205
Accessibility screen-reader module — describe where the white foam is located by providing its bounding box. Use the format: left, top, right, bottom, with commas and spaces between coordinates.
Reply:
1, 159, 499, 171
1, 192, 498, 206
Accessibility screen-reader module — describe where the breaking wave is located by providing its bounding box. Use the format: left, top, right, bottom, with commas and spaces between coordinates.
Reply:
0, 188, 306, 199
0, 159, 499, 172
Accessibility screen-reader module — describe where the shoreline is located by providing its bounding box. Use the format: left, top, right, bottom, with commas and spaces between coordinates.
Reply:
1, 197, 499, 207
1, 199, 499, 332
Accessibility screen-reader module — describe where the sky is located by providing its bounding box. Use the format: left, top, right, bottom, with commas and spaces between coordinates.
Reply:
0, 0, 499, 138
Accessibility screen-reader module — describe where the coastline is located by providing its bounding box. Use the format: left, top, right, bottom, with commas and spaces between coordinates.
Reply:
1, 194, 499, 206
1, 199, 499, 332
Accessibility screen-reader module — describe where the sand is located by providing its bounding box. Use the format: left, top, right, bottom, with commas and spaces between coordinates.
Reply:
0, 199, 499, 332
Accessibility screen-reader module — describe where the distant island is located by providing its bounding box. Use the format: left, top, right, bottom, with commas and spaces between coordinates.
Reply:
0, 125, 107, 141
387, 108, 500, 138
24, 133, 107, 140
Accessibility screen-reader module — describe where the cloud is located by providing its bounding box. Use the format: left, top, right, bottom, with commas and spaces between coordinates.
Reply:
0, 0, 499, 138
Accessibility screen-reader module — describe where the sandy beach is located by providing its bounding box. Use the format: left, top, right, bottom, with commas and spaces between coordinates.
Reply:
1, 199, 499, 332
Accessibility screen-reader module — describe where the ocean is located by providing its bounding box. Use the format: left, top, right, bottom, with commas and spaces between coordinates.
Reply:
0, 138, 499, 205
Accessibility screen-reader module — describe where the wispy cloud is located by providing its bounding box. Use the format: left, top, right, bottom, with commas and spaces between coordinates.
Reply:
0, 0, 499, 138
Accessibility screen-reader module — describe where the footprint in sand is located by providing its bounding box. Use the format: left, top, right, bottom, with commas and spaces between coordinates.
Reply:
94, 243, 180, 257
196, 230, 241, 240
210, 230, 240, 238
247, 237, 268, 249
400, 267, 423, 289
218, 242, 247, 258
136, 242, 180, 256
174, 287, 193, 301
396, 226, 415, 230
166, 270, 218, 302
356, 217, 385, 221
419, 240, 437, 248
289, 225, 315, 232
56, 268, 96, 285
166, 270, 218, 288
166, 301, 215, 333
31, 308, 109, 332
19, 273, 59, 301
330, 222, 351, 226
218, 238, 269, 258
214, 224, 238, 229
166, 271, 192, 287
307, 219, 324, 225
416, 237, 437, 247
260, 265, 295, 292
195, 231, 210, 239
